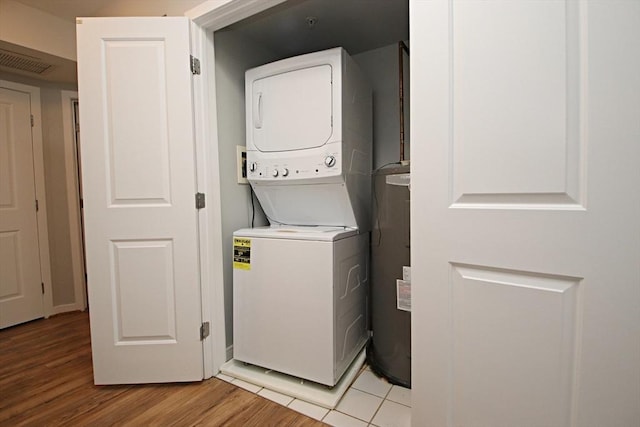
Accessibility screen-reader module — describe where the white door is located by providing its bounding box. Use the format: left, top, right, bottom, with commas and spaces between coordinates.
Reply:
0, 87, 44, 328
411, 1, 639, 426
76, 17, 204, 384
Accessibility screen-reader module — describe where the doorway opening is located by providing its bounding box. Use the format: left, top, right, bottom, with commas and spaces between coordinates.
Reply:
61, 91, 87, 312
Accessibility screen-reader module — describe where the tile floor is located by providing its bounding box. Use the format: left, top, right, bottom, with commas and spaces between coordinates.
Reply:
217, 365, 411, 427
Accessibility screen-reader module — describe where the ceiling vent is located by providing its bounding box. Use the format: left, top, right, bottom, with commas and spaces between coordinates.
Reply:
0, 48, 52, 74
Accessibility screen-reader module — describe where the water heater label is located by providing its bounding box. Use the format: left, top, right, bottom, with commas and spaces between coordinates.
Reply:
233, 238, 251, 270
396, 279, 411, 312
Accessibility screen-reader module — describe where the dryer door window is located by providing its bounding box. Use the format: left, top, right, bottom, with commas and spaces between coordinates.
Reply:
252, 65, 333, 152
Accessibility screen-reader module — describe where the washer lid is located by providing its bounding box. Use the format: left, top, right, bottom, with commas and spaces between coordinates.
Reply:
234, 225, 357, 241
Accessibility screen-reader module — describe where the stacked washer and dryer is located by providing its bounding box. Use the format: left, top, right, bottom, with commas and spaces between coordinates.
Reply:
233, 48, 372, 387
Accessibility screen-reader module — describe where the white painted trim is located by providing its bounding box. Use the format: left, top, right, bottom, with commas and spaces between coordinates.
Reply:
190, 21, 225, 379
187, 0, 287, 30
61, 90, 87, 313
51, 303, 83, 315
202, 29, 229, 378
186, 0, 289, 378
0, 80, 53, 318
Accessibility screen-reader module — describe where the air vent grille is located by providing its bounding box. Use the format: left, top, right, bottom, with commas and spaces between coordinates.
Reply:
0, 51, 52, 74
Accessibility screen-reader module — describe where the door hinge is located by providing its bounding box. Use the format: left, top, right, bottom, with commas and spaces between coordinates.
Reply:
190, 55, 201, 75
35, 199, 39, 212
200, 321, 210, 340
30, 114, 34, 127
41, 283, 45, 294
195, 192, 205, 209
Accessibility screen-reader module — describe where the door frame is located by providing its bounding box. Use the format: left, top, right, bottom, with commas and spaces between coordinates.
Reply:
185, 0, 288, 378
60, 90, 87, 313
0, 80, 53, 318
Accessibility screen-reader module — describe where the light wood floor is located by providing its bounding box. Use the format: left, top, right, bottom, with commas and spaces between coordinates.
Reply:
0, 311, 325, 426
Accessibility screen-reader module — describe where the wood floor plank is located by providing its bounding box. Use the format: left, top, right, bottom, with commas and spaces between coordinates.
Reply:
0, 312, 326, 426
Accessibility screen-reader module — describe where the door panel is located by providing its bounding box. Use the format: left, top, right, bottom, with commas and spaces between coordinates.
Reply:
0, 87, 43, 328
105, 39, 172, 205
451, 265, 580, 426
452, 1, 579, 204
112, 239, 177, 342
411, 0, 639, 426
76, 17, 203, 384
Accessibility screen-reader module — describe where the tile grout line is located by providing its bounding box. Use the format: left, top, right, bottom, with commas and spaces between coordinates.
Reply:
383, 386, 412, 409
366, 388, 391, 427
350, 382, 394, 401
222, 370, 412, 425
331, 390, 385, 424
368, 381, 411, 427
222, 373, 329, 418
333, 372, 388, 424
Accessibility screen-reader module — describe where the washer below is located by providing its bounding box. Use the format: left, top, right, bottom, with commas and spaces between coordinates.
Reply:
232, 225, 369, 386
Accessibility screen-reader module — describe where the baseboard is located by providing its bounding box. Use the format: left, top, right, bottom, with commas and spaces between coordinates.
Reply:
51, 303, 84, 315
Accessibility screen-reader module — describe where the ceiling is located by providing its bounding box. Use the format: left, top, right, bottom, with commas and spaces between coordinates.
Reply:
10, 0, 205, 22
4, 0, 407, 83
11, 0, 107, 22
225, 0, 409, 58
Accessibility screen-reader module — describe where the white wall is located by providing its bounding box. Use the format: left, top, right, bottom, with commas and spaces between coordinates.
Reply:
0, 0, 76, 60
213, 29, 278, 352
94, 0, 208, 18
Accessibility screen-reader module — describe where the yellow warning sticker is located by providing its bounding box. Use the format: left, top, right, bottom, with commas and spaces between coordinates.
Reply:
233, 237, 251, 270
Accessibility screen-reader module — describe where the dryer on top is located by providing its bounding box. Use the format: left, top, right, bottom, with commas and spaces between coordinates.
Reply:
245, 47, 372, 231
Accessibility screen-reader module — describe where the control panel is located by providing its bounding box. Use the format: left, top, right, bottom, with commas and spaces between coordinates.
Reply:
247, 152, 341, 181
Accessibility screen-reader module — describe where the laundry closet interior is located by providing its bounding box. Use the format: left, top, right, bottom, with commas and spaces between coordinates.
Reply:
211, 0, 410, 395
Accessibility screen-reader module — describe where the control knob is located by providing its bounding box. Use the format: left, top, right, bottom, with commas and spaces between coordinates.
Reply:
249, 162, 257, 172
281, 168, 289, 177
324, 155, 336, 167
272, 169, 279, 177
